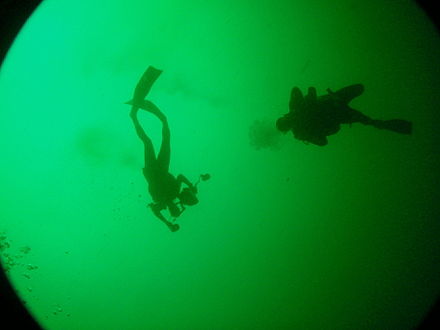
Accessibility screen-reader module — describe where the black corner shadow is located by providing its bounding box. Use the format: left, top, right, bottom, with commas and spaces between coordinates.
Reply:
0, 263, 42, 329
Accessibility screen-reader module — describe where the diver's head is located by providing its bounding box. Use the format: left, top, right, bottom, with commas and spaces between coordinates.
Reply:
276, 115, 293, 133
179, 187, 199, 206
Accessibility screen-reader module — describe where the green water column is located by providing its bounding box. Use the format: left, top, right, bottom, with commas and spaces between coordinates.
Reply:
1, 0, 439, 329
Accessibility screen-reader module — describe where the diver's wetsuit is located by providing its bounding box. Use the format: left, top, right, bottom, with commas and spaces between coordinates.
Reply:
131, 105, 181, 205
128, 66, 180, 206
284, 84, 411, 146
292, 84, 369, 145
130, 105, 183, 232
128, 66, 203, 232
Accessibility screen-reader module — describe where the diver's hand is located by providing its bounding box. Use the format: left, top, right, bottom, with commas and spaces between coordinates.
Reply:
168, 223, 180, 232
166, 219, 180, 231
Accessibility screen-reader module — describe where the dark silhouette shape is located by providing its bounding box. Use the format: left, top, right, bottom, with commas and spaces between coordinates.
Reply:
276, 84, 412, 146
127, 66, 207, 232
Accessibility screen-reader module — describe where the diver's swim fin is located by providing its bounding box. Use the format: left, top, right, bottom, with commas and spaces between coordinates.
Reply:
124, 99, 157, 112
374, 119, 412, 135
131, 66, 163, 106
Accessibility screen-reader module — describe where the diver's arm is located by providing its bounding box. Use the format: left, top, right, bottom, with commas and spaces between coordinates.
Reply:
177, 174, 194, 188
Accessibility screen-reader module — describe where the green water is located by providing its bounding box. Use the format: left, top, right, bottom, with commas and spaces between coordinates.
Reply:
1, 0, 439, 329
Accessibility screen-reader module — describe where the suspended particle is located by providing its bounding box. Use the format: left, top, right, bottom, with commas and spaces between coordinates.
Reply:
0, 241, 10, 250
20, 246, 31, 254
27, 264, 38, 271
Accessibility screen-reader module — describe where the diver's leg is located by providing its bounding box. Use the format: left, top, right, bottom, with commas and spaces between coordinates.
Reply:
133, 100, 170, 170
130, 107, 156, 168
156, 111, 171, 173
289, 87, 305, 112
340, 107, 374, 125
333, 84, 364, 104
342, 107, 412, 134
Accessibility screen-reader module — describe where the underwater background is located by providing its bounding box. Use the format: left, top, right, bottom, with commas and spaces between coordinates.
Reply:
1, 0, 439, 329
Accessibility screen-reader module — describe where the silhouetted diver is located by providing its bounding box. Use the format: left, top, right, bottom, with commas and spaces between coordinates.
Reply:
127, 66, 209, 232
276, 84, 412, 146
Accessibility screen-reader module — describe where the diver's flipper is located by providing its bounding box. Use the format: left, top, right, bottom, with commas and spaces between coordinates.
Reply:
132, 66, 163, 106
374, 119, 412, 135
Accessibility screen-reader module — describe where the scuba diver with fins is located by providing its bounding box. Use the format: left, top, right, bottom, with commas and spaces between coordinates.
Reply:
127, 66, 210, 232
276, 84, 412, 146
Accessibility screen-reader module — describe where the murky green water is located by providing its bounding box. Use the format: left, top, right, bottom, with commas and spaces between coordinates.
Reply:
1, 0, 439, 329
